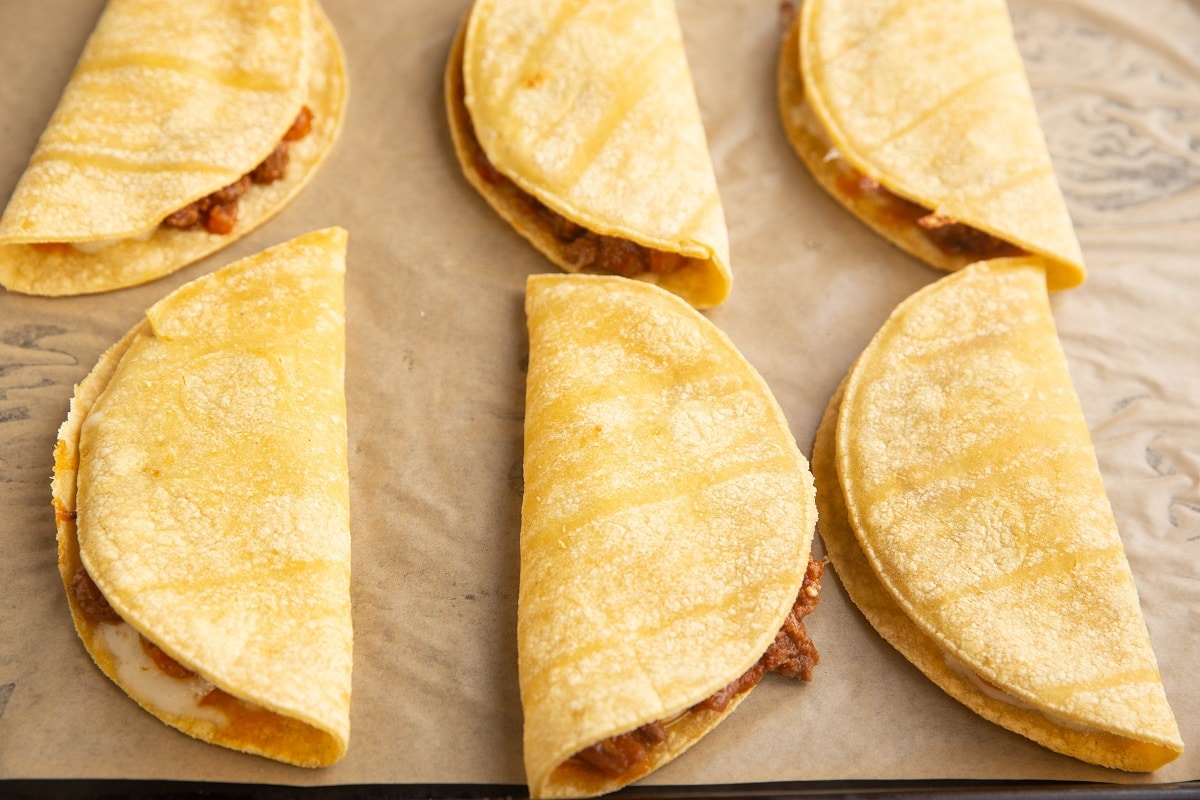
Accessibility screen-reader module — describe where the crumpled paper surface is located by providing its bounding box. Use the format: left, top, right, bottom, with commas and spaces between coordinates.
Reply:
0, 0, 1197, 791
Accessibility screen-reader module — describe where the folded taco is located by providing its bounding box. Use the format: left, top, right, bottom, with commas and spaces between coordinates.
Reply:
811, 258, 1182, 771
52, 228, 352, 767
0, 0, 347, 296
777, 0, 1085, 290
521, 274, 822, 797
447, 0, 732, 309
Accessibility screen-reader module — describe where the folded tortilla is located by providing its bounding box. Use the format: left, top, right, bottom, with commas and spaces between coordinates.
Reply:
777, 0, 1085, 291
447, 0, 732, 309
51, 228, 352, 767
0, 0, 347, 296
811, 258, 1182, 771
521, 274, 819, 797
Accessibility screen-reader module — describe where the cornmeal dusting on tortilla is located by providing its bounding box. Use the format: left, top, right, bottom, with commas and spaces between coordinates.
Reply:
520, 274, 816, 797
451, 0, 731, 308
0, 0, 348, 295
788, 0, 1084, 289
54, 228, 352, 766
815, 258, 1181, 771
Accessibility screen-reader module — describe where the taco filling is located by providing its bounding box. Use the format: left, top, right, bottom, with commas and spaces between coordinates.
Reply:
54, 228, 352, 767
160, 107, 314, 236
446, 0, 733, 310
781, 19, 1025, 263
31, 106, 317, 256
453, 72, 692, 280
567, 556, 824, 782
521, 274, 819, 797
938, 649, 1104, 735
68, 566, 280, 728
809, 138, 1025, 261
776, 0, 1085, 289
0, 0, 348, 297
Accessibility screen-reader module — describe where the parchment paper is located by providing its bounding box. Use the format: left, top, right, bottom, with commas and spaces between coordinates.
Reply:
1, 0, 1197, 791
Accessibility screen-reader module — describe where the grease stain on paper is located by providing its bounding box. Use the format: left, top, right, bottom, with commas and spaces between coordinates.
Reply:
0, 683, 14, 719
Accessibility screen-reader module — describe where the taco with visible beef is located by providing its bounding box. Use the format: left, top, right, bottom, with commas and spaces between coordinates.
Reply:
0, 0, 347, 296
520, 274, 822, 797
777, 0, 1085, 290
52, 228, 352, 767
448, 0, 732, 309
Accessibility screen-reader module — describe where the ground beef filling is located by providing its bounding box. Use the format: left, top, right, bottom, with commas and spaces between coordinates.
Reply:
567, 556, 825, 780
69, 567, 295, 740
70, 567, 212, 686
463, 95, 689, 279
69, 567, 123, 625
786, 68, 1024, 262
161, 105, 313, 235
835, 170, 1024, 261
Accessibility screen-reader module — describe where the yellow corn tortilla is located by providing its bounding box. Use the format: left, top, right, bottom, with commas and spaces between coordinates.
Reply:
447, 0, 732, 309
521, 274, 817, 797
52, 228, 352, 767
811, 258, 1182, 771
777, 0, 1085, 291
0, 0, 347, 296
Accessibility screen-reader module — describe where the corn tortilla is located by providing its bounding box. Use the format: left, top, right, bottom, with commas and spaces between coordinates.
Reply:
447, 0, 732, 309
52, 228, 352, 767
521, 274, 817, 796
813, 258, 1181, 770
778, 0, 1085, 290
0, 0, 347, 296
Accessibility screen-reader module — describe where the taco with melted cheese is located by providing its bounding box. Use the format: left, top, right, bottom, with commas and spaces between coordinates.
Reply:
777, 0, 1085, 291
0, 0, 347, 296
447, 0, 732, 309
52, 228, 352, 767
521, 274, 822, 797
811, 257, 1182, 771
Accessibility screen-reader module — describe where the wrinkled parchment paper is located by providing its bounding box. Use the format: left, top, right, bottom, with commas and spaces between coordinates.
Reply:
1, 0, 1197, 790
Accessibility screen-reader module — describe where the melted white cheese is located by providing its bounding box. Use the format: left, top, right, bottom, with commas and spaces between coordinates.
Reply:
941, 650, 1097, 734
97, 621, 229, 728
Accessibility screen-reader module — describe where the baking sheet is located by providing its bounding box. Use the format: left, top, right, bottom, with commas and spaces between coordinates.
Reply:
1, 0, 1197, 791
